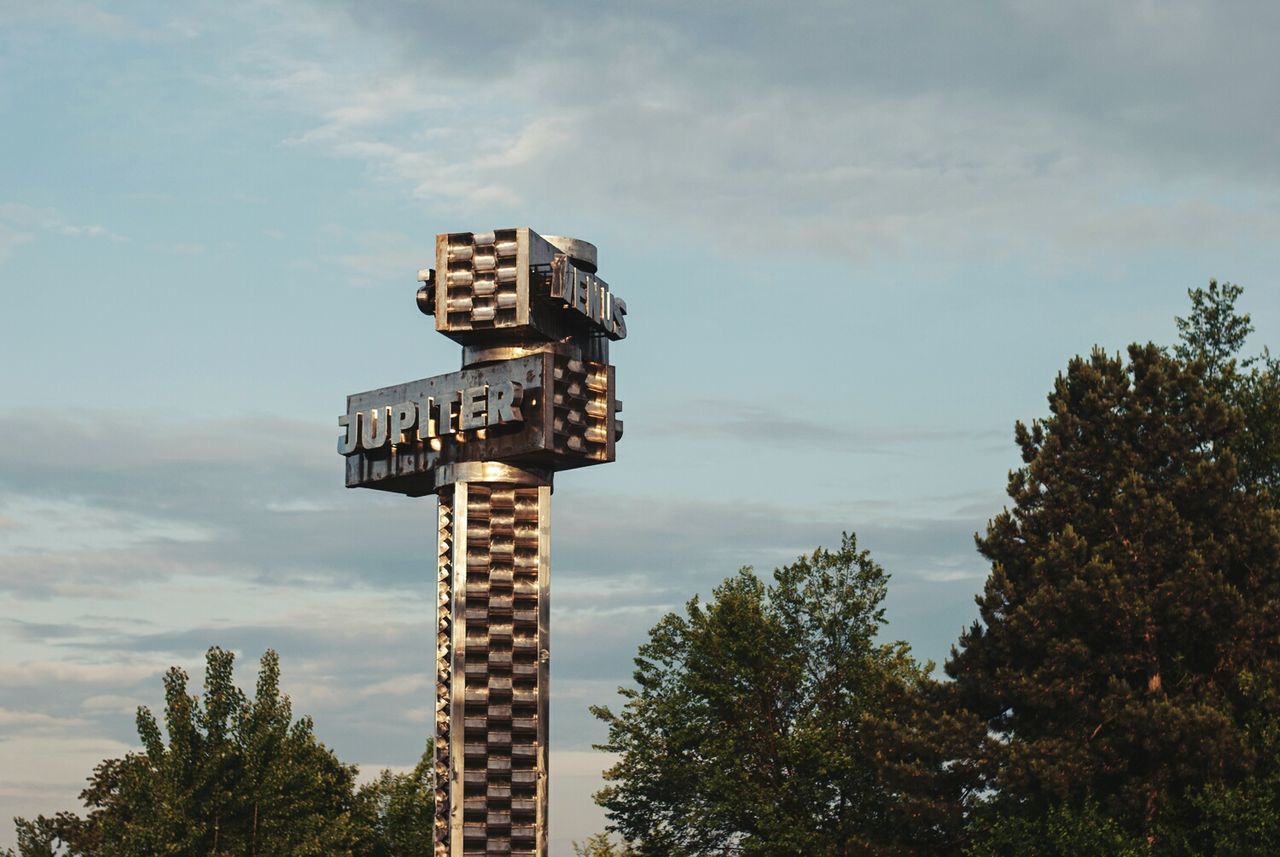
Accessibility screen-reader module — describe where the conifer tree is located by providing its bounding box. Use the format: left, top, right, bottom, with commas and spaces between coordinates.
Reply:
1174, 279, 1280, 497
947, 343, 1280, 847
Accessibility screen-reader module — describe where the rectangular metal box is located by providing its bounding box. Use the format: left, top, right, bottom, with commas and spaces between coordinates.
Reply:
344, 350, 617, 495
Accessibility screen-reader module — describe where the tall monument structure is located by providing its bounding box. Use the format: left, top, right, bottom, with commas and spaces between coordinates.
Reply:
339, 228, 627, 856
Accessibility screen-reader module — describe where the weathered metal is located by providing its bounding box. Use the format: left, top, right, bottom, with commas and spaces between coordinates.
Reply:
341, 228, 625, 857
341, 349, 618, 496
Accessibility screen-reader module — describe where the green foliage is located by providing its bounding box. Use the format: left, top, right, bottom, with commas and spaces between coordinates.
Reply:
1, 817, 59, 857
572, 832, 637, 856
592, 534, 960, 856
946, 340, 1280, 844
353, 755, 435, 857
1174, 279, 1280, 496
1156, 667, 1280, 856
1174, 279, 1254, 377
966, 797, 1144, 857
9, 648, 432, 857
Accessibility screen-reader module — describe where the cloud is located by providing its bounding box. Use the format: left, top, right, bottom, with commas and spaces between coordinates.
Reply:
657, 398, 1006, 454
0, 408, 995, 849
331, 229, 432, 287
200, 0, 1280, 264
0, 1, 158, 41
356, 674, 431, 698
0, 224, 32, 263
0, 708, 91, 736
0, 661, 161, 688
79, 694, 147, 715
0, 734, 139, 846
0, 410, 993, 605
0, 203, 124, 243
0, 202, 123, 267
0, 406, 992, 674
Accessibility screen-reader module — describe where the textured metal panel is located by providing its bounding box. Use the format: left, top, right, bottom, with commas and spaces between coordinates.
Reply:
344, 350, 616, 495
429, 227, 625, 347
451, 485, 470, 857
438, 481, 548, 857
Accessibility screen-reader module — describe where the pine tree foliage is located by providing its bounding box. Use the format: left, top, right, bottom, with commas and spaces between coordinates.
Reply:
5, 648, 432, 857
966, 797, 1144, 857
947, 342, 1280, 844
1174, 279, 1254, 378
592, 534, 958, 856
1174, 279, 1280, 496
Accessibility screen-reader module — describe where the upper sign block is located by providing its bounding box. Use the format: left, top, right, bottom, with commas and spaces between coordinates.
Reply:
422, 227, 627, 346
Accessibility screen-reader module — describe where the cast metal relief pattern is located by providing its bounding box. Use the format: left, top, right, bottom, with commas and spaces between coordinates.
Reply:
454, 484, 546, 856
435, 488, 456, 857
551, 355, 618, 456
443, 230, 521, 330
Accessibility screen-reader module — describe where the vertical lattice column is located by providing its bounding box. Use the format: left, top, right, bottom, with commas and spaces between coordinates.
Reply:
436, 481, 550, 857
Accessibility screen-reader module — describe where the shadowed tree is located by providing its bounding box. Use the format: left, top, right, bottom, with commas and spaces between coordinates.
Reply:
948, 342, 1280, 850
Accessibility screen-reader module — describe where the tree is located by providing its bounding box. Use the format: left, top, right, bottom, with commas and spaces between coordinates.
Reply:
947, 343, 1280, 849
8, 648, 432, 857
1, 818, 59, 857
965, 797, 1144, 857
592, 534, 959, 856
353, 756, 435, 857
1174, 279, 1280, 496
572, 832, 637, 856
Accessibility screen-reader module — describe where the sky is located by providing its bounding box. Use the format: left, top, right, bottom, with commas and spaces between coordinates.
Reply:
1, 0, 1279, 852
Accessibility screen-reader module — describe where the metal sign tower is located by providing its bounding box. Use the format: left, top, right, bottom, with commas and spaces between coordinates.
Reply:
338, 228, 626, 857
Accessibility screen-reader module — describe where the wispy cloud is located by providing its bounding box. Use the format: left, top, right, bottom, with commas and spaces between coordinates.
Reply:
655, 398, 1006, 454
0, 204, 124, 264
0, 406, 994, 847
0, 708, 91, 736
196, 0, 1280, 264
0, 224, 33, 263
0, 1, 160, 41
0, 203, 123, 240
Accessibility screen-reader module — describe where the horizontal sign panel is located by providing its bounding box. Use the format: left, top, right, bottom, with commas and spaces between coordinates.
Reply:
341, 350, 619, 495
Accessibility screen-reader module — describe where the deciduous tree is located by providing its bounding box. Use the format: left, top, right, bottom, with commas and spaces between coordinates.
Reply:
6, 648, 432, 857
592, 535, 960, 856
